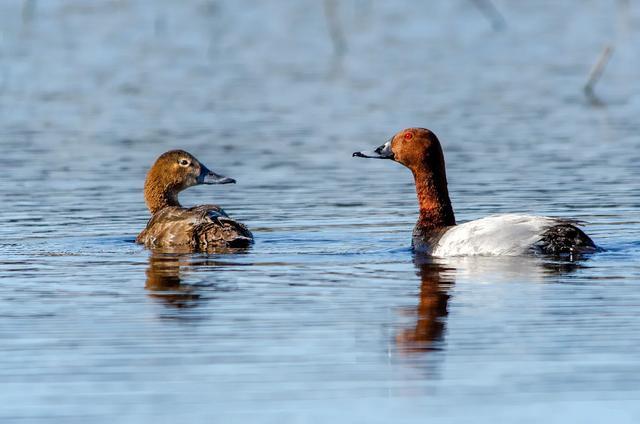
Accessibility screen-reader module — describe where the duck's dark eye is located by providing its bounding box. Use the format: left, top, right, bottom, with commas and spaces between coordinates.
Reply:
179, 159, 190, 167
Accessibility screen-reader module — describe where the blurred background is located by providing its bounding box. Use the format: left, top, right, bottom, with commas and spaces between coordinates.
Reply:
1, 1, 639, 423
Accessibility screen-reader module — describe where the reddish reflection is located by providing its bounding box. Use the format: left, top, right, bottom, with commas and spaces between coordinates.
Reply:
396, 259, 454, 354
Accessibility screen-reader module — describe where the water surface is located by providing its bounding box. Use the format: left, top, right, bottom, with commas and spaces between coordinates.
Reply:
1, 1, 640, 423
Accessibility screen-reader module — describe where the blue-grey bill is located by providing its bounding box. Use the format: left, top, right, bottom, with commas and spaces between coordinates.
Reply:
201, 169, 236, 184
353, 150, 386, 159
352, 140, 394, 159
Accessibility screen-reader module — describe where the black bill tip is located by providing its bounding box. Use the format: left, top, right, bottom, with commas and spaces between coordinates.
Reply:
217, 177, 236, 184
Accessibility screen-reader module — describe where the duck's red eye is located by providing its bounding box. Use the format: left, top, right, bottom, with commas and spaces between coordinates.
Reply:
404, 132, 413, 140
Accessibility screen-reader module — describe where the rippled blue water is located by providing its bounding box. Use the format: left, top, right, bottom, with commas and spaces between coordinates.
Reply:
1, 1, 639, 423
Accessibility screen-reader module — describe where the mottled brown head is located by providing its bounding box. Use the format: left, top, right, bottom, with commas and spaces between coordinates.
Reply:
143, 150, 235, 214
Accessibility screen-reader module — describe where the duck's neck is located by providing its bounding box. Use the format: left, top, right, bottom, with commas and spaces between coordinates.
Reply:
413, 165, 455, 232
144, 178, 182, 214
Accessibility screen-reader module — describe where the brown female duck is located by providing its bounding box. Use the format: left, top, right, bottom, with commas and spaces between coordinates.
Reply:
136, 150, 253, 250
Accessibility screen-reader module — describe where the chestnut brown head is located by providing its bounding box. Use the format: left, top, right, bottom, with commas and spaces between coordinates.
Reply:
353, 128, 445, 172
353, 128, 455, 228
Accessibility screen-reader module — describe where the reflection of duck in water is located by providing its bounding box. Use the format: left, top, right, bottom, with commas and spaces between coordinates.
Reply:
145, 253, 200, 309
396, 258, 454, 354
396, 255, 587, 354
144, 248, 250, 309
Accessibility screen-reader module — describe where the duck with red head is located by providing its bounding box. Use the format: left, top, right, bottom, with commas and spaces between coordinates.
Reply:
354, 128, 597, 257
136, 150, 253, 250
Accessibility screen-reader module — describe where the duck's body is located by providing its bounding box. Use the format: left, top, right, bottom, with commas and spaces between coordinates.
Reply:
413, 214, 595, 257
136, 150, 253, 250
136, 205, 253, 249
354, 128, 597, 257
